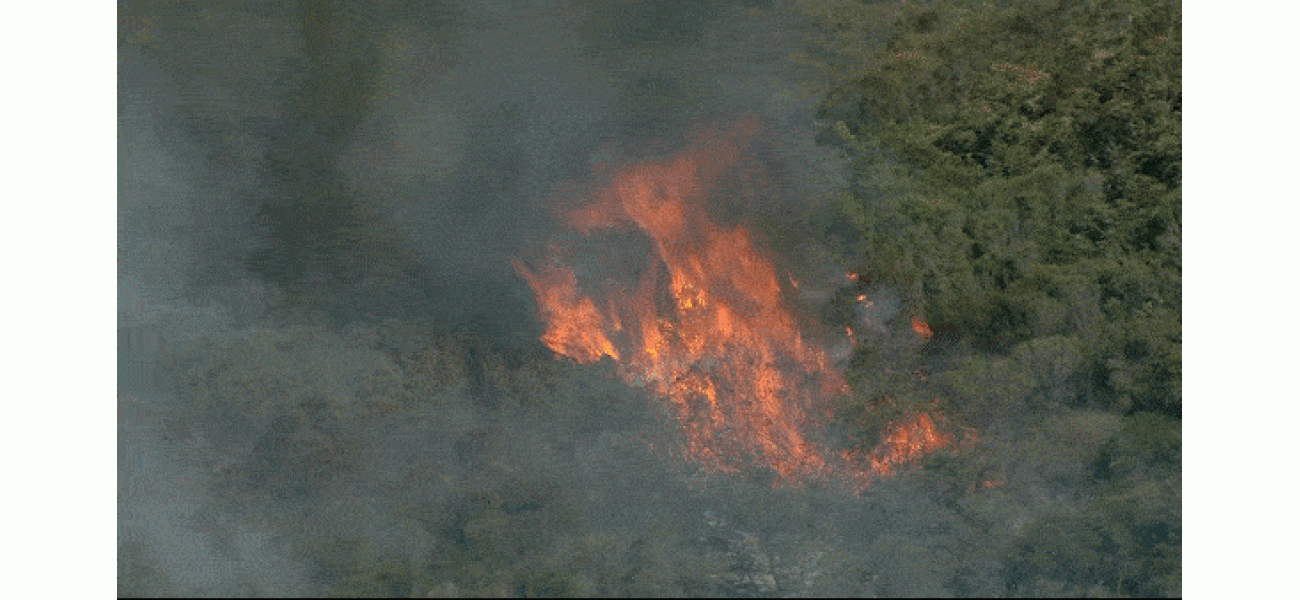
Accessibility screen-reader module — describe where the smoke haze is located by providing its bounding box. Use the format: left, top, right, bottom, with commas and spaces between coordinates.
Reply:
116, 1, 1095, 597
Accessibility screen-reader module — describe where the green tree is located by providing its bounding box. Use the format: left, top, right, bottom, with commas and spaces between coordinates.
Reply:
1004, 471, 1180, 597
801, 0, 1180, 416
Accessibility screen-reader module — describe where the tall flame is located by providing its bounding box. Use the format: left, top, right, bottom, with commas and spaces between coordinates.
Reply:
515, 118, 957, 488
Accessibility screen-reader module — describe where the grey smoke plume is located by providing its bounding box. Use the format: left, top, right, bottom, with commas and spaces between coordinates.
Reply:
118, 1, 861, 596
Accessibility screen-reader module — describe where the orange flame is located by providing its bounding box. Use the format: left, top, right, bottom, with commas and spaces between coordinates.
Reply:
513, 259, 620, 364
841, 413, 952, 485
515, 118, 957, 487
912, 318, 933, 339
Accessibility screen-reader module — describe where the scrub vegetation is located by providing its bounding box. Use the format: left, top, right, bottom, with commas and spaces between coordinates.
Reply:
119, 0, 1179, 596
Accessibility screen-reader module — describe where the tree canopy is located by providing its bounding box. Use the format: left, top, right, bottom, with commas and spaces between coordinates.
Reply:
799, 1, 1181, 595
803, 0, 1181, 417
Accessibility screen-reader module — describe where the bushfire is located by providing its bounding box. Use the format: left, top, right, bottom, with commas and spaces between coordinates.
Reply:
514, 117, 957, 490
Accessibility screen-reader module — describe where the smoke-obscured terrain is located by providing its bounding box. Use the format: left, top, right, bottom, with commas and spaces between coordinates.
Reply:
119, 1, 1180, 597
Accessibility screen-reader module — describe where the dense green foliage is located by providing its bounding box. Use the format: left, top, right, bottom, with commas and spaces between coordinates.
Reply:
805, 0, 1180, 417
799, 0, 1181, 596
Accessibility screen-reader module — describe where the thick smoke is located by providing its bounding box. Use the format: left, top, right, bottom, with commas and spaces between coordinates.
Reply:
119, 30, 309, 595
328, 0, 847, 340
117, 2, 965, 597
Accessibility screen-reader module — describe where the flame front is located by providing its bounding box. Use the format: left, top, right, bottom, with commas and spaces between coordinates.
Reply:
515, 118, 956, 487
513, 260, 620, 364
841, 412, 953, 482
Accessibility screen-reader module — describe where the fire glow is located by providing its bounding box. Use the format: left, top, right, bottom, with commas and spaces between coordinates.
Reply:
514, 118, 955, 489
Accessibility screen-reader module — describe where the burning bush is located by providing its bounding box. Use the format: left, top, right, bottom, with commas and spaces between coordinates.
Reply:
514, 117, 970, 491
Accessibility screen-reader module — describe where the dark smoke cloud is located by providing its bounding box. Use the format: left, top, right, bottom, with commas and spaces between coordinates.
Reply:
119, 1, 862, 596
